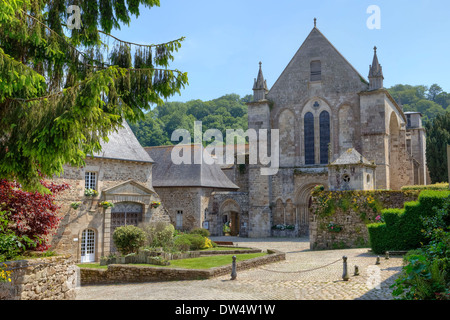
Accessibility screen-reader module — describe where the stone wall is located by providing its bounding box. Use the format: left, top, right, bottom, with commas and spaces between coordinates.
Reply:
80, 249, 285, 285
0, 255, 77, 300
309, 190, 420, 250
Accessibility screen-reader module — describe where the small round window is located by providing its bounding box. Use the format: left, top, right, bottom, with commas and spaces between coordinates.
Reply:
342, 174, 350, 183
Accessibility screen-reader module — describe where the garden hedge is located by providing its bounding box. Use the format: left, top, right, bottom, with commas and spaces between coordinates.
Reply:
368, 190, 450, 254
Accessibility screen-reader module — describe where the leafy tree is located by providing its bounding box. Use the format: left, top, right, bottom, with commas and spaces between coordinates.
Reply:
0, 0, 188, 192
131, 94, 250, 147
388, 84, 447, 124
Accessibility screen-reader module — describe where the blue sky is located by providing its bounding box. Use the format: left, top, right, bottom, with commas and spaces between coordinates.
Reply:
112, 0, 450, 103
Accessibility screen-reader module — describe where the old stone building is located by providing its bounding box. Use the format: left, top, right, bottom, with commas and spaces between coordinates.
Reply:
244, 22, 428, 237
51, 122, 169, 263
49, 23, 429, 259
144, 144, 246, 236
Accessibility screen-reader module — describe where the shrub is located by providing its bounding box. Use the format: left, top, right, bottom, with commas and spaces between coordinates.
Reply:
184, 234, 205, 250
0, 179, 70, 251
113, 225, 146, 255
173, 236, 191, 252
173, 233, 211, 251
368, 190, 450, 254
190, 228, 210, 238
391, 195, 450, 300
139, 221, 174, 249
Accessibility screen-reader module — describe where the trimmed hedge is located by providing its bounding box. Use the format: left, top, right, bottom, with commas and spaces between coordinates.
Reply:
368, 190, 450, 254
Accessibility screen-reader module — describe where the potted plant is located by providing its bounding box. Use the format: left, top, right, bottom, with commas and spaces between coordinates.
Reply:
70, 202, 81, 209
223, 221, 231, 236
151, 201, 161, 209
99, 201, 114, 209
84, 188, 98, 197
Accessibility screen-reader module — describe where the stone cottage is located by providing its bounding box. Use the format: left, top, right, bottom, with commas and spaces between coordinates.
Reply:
51, 122, 169, 263
144, 144, 249, 237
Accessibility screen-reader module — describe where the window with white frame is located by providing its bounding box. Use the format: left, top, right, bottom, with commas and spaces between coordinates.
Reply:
176, 210, 183, 229
85, 172, 97, 190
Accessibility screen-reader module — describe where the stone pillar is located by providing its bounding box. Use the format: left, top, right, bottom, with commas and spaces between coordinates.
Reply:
103, 207, 112, 257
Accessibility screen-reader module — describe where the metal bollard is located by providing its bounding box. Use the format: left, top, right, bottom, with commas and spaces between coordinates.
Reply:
354, 265, 359, 276
230, 255, 237, 280
342, 256, 349, 281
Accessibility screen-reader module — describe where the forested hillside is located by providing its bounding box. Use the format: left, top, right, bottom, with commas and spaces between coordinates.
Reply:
129, 84, 449, 147
129, 94, 251, 147
388, 84, 449, 123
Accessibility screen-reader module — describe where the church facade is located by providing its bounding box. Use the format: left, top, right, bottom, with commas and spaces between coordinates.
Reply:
244, 24, 428, 237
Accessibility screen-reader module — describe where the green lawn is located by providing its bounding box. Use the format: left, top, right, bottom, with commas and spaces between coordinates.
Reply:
77, 252, 266, 270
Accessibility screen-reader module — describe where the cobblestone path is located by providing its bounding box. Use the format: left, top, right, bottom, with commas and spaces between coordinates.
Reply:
75, 237, 405, 300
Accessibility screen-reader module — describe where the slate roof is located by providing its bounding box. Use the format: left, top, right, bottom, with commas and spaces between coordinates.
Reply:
145, 144, 239, 189
329, 148, 375, 166
92, 121, 154, 163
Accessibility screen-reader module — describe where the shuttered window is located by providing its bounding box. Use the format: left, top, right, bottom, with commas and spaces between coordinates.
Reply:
304, 112, 315, 165
310, 60, 321, 81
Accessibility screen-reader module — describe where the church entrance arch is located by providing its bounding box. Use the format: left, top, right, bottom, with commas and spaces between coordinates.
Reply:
219, 199, 241, 236
295, 184, 320, 236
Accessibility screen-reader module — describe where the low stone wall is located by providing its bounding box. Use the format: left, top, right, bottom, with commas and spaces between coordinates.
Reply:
0, 255, 77, 300
309, 190, 420, 250
80, 249, 285, 285
198, 248, 262, 255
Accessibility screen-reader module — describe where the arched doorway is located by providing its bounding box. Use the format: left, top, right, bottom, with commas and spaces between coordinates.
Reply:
220, 199, 241, 236
295, 184, 320, 236
81, 229, 96, 263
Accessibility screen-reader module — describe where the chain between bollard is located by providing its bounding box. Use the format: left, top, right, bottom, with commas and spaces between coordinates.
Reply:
257, 258, 341, 274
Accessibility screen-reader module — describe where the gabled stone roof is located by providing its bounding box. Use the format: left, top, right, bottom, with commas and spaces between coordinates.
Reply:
92, 121, 154, 163
145, 144, 239, 189
329, 148, 375, 167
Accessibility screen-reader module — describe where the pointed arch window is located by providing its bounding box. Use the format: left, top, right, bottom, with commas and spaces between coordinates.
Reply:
319, 111, 330, 164
304, 112, 315, 165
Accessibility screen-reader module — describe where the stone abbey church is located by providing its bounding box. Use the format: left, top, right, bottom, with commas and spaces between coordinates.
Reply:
51, 24, 428, 262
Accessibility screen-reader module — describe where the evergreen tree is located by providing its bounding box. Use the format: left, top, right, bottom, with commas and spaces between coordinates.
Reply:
425, 112, 450, 183
0, 0, 188, 192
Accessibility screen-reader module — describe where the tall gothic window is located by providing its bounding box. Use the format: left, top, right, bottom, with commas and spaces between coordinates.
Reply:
319, 111, 330, 164
310, 60, 321, 81
304, 112, 315, 165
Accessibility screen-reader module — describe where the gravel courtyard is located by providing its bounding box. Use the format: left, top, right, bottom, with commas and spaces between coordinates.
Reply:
75, 236, 405, 300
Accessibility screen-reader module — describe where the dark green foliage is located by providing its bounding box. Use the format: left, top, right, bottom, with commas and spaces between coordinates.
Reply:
129, 94, 251, 147
388, 84, 448, 124
173, 235, 191, 252
425, 112, 450, 183
189, 228, 210, 238
173, 233, 205, 251
0, 0, 187, 192
391, 194, 450, 300
112, 225, 146, 255
368, 190, 450, 254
